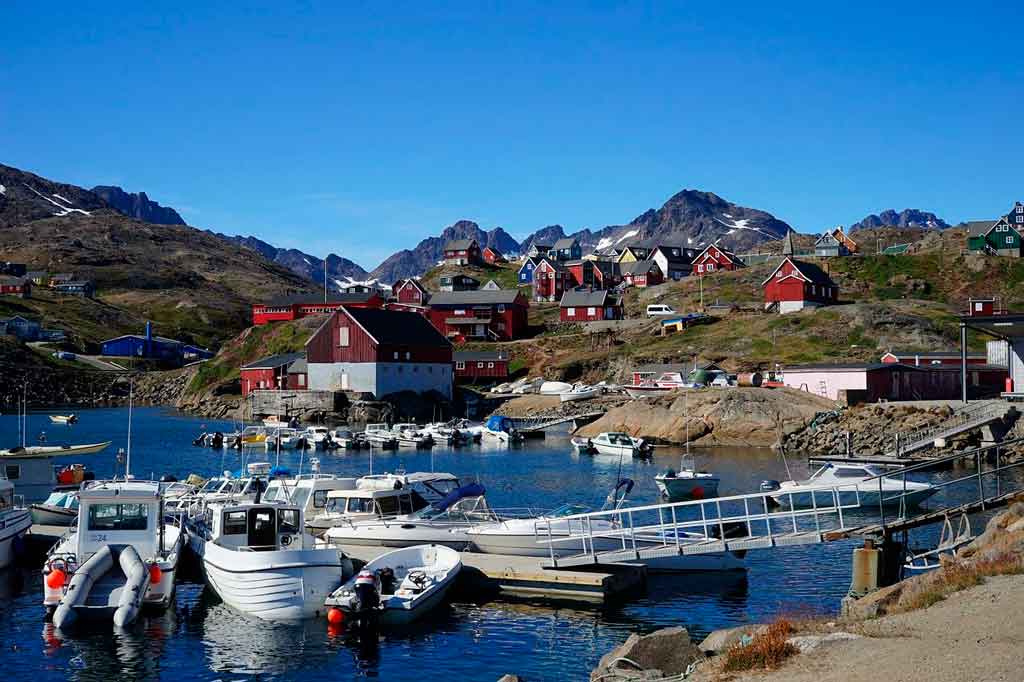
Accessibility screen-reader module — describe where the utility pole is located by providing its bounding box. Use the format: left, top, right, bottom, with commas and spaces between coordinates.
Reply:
698, 275, 704, 310
323, 258, 328, 304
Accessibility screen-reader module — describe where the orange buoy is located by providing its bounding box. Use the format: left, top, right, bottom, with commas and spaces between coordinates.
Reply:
46, 569, 66, 590
149, 564, 163, 584
327, 607, 344, 625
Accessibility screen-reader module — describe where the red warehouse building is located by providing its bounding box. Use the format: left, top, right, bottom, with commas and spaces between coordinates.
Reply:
252, 292, 385, 325
306, 306, 453, 399
692, 245, 743, 276
443, 239, 482, 266
427, 290, 529, 341
0, 276, 31, 298
454, 350, 510, 383
240, 352, 308, 396
565, 260, 621, 290
560, 289, 623, 322
762, 257, 838, 314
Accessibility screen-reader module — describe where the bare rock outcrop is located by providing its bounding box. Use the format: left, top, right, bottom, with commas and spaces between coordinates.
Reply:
590, 627, 703, 681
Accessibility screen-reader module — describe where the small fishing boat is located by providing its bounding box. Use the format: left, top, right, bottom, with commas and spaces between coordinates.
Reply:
539, 381, 573, 395
187, 496, 353, 620
560, 385, 602, 403
763, 463, 937, 509
0, 441, 111, 458
0, 476, 32, 569
481, 415, 523, 444
30, 490, 79, 525
48, 414, 78, 425
325, 544, 461, 626
264, 428, 304, 451
43, 479, 184, 628
304, 426, 331, 448
579, 432, 651, 458
655, 468, 720, 500
330, 430, 366, 449
391, 423, 433, 448
363, 424, 399, 449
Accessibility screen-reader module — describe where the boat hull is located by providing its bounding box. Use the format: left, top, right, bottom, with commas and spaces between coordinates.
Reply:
324, 524, 473, 550
772, 486, 937, 509
191, 535, 349, 620
655, 476, 720, 501
0, 510, 32, 569
30, 504, 77, 526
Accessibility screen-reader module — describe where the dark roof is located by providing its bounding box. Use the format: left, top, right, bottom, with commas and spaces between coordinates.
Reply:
288, 357, 307, 373
965, 220, 998, 238
790, 259, 836, 286
0, 276, 29, 285
242, 352, 306, 370
553, 237, 578, 250
619, 260, 660, 275
454, 350, 510, 362
440, 274, 480, 283
528, 243, 552, 251
429, 290, 523, 306
343, 306, 452, 347
592, 260, 620, 276
560, 289, 619, 307
444, 239, 477, 251
265, 292, 377, 307
786, 362, 905, 372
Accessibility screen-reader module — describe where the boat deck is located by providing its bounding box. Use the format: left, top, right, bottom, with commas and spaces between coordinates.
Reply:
331, 543, 646, 604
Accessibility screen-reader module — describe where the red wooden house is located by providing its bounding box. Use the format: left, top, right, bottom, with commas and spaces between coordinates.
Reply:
240, 352, 308, 396
443, 239, 482, 266
762, 257, 838, 313
427, 290, 529, 341
565, 260, 621, 290
533, 258, 574, 302
306, 306, 453, 399
482, 247, 506, 264
559, 289, 623, 322
454, 350, 510, 383
0, 276, 31, 298
619, 260, 664, 288
252, 292, 384, 325
393, 278, 430, 305
692, 246, 743, 276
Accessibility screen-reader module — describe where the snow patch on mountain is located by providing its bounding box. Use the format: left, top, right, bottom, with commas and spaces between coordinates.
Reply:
23, 184, 91, 216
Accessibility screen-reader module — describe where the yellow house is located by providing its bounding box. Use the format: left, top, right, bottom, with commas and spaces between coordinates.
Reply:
831, 227, 858, 254
616, 246, 651, 264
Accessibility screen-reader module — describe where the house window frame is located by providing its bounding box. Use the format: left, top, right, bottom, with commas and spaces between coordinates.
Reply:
567, 307, 576, 317
338, 326, 350, 347
455, 361, 465, 370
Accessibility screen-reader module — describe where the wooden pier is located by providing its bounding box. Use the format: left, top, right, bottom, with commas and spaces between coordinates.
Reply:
332, 543, 646, 604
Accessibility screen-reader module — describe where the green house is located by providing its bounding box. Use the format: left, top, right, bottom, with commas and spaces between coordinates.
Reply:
966, 203, 1024, 257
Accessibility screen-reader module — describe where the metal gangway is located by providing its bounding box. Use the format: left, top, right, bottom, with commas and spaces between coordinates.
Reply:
885, 400, 1017, 459
512, 411, 605, 434
537, 437, 1024, 569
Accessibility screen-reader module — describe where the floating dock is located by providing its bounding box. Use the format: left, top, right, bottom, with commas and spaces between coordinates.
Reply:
332, 543, 646, 604
807, 454, 933, 466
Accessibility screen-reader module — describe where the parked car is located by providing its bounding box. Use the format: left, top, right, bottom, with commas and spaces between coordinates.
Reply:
52, 351, 76, 361
646, 304, 677, 317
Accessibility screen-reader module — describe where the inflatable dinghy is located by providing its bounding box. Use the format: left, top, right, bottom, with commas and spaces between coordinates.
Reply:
52, 544, 151, 628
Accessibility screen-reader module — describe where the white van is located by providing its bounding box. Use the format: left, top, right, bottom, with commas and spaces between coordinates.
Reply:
646, 304, 677, 317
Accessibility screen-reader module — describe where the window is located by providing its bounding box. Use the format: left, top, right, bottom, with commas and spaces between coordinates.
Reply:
697, 265, 704, 273
487, 362, 494, 368
348, 498, 374, 514
567, 307, 576, 317
338, 326, 350, 347
1017, 205, 1023, 214
456, 361, 465, 370
587, 307, 596, 316
975, 302, 984, 311
405, 351, 411, 360
313, 490, 328, 508
1009, 236, 1016, 244
497, 304, 505, 313
393, 351, 399, 360
88, 503, 149, 531
278, 509, 300, 534
777, 270, 783, 278
707, 263, 715, 271
1017, 216, 1023, 224
297, 375, 305, 387
477, 362, 484, 368
223, 510, 247, 534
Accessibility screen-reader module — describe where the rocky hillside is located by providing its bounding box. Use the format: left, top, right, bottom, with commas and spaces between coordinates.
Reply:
850, 209, 949, 231
91, 185, 185, 225
0, 163, 108, 227
369, 220, 520, 282
219, 233, 369, 286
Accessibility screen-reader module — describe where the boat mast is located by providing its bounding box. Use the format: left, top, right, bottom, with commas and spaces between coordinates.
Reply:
126, 377, 134, 478
22, 383, 27, 448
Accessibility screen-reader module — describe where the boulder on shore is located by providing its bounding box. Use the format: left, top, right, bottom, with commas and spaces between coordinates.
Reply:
590, 627, 702, 681
698, 623, 768, 654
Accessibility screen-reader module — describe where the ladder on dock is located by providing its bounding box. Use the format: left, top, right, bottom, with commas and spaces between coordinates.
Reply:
885, 401, 1017, 459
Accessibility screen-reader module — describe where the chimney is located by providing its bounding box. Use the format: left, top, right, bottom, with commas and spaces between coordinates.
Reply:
145, 321, 153, 341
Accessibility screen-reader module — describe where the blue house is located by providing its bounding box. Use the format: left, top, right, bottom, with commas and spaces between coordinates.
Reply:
549, 238, 582, 262
101, 322, 214, 365
518, 257, 539, 284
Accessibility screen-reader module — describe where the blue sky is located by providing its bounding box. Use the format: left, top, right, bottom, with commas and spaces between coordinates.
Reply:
2, 2, 1021, 267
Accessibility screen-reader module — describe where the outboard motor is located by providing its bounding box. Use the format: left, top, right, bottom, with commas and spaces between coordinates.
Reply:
351, 569, 381, 631
759, 480, 781, 493
210, 432, 224, 449
377, 567, 396, 595
192, 433, 207, 447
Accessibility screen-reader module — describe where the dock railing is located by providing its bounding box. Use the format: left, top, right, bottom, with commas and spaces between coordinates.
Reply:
887, 401, 1014, 458
538, 436, 1024, 567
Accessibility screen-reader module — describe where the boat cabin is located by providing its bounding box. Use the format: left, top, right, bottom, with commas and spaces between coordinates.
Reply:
807, 463, 887, 483
263, 475, 359, 521
75, 480, 164, 562
322, 487, 431, 523
209, 501, 305, 552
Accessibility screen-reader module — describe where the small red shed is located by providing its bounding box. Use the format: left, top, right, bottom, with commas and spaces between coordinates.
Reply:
559, 289, 623, 322
762, 257, 838, 314
241, 352, 307, 396
394, 278, 430, 305
482, 247, 506, 264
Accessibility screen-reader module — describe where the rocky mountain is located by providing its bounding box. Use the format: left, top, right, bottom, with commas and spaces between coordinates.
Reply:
91, 185, 186, 225
0, 163, 108, 227
850, 209, 949, 231
219, 234, 369, 288
0, 163, 316, 347
369, 220, 520, 283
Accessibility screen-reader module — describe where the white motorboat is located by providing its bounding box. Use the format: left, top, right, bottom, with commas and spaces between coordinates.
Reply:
539, 381, 573, 395
263, 474, 360, 528
450, 419, 484, 442
482, 415, 523, 444
321, 483, 495, 549
655, 453, 720, 501
262, 416, 289, 428
265, 428, 303, 451
303, 426, 331, 448
42, 479, 184, 628
764, 463, 937, 509
329, 430, 366, 449
325, 544, 461, 626
581, 432, 651, 458
363, 424, 398, 449
391, 423, 433, 448
30, 490, 79, 526
163, 464, 271, 515
48, 414, 78, 425
187, 497, 353, 620
624, 384, 677, 399
560, 385, 602, 403
310, 484, 431, 533
0, 440, 111, 458
0, 476, 32, 569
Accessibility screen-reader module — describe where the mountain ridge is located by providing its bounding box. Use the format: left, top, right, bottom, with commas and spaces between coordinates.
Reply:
91, 185, 186, 225
849, 209, 949, 231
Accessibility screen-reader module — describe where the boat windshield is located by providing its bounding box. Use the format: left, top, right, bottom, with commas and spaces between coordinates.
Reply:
864, 465, 888, 478
199, 478, 226, 494
416, 496, 496, 522
87, 502, 149, 531
546, 503, 591, 518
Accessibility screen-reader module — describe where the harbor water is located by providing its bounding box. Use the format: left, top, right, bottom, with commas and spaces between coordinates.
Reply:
0, 407, 1013, 681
